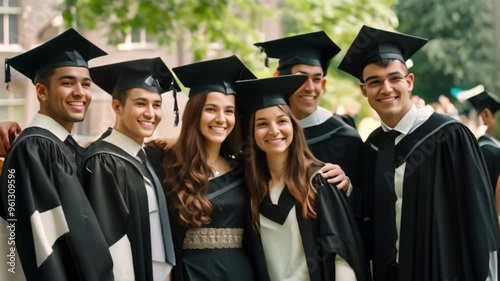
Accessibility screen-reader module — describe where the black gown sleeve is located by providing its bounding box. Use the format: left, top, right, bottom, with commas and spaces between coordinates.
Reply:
314, 175, 372, 281
82, 152, 153, 281
480, 145, 500, 193
0, 135, 113, 281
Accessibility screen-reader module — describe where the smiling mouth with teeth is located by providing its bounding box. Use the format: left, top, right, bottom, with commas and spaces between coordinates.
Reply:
301, 96, 315, 100
378, 96, 398, 102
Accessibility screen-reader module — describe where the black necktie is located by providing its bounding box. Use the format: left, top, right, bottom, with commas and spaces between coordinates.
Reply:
64, 135, 77, 154
374, 130, 401, 267
137, 148, 176, 265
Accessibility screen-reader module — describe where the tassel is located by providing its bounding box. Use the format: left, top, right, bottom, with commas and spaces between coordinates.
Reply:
259, 48, 269, 68
173, 89, 179, 127
5, 58, 11, 91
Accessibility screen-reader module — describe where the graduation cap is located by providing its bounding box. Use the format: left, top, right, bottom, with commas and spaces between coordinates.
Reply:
254, 31, 340, 75
234, 75, 308, 116
90, 57, 182, 126
458, 85, 500, 114
172, 55, 256, 98
5, 28, 107, 85
338, 25, 428, 81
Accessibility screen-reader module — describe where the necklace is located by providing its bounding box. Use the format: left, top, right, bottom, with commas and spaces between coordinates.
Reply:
212, 169, 220, 177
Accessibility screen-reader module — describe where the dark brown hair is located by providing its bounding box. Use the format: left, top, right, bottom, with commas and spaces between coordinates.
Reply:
163, 91, 242, 227
243, 104, 321, 231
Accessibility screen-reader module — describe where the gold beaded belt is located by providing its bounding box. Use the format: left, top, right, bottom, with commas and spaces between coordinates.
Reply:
183, 227, 244, 249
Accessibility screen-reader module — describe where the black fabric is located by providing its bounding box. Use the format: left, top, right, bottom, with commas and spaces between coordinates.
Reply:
235, 75, 307, 116
81, 139, 153, 281
172, 55, 255, 97
302, 116, 364, 219
248, 172, 372, 281
259, 186, 295, 225
0, 127, 114, 281
137, 148, 176, 265
478, 134, 500, 193
373, 129, 400, 267
164, 159, 255, 281
337, 114, 357, 128
90, 57, 180, 95
337, 25, 427, 80
5, 28, 107, 84
363, 112, 500, 281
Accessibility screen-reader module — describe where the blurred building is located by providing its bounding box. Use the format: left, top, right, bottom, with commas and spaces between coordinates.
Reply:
0, 0, 281, 145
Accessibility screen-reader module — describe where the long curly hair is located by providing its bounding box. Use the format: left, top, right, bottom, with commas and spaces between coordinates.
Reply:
243, 104, 322, 231
163, 92, 242, 227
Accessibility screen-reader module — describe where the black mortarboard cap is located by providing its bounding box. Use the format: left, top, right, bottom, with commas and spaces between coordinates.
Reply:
172, 55, 256, 98
459, 85, 500, 114
5, 28, 107, 84
90, 57, 182, 126
338, 25, 428, 81
235, 75, 308, 116
90, 57, 180, 95
254, 31, 340, 75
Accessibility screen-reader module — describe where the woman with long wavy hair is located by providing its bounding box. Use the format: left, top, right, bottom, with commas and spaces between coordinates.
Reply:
161, 56, 256, 281
236, 75, 371, 281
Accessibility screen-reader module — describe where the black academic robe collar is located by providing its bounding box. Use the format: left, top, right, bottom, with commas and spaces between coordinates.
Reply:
479, 133, 500, 148
259, 186, 295, 225
12, 127, 76, 162
304, 115, 361, 146
368, 112, 459, 167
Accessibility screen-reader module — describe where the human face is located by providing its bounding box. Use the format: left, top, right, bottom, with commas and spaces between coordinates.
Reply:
254, 106, 293, 156
360, 60, 414, 128
113, 88, 162, 145
288, 64, 326, 120
36, 66, 92, 132
199, 92, 236, 148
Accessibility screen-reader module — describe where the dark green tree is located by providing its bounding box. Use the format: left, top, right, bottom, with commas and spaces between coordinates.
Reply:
396, 0, 498, 103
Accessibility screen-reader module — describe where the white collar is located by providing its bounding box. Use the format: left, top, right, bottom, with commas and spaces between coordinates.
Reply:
103, 128, 144, 158
27, 113, 71, 142
380, 105, 434, 141
298, 107, 333, 128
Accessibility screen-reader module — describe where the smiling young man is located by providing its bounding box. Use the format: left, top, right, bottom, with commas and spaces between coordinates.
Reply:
338, 25, 500, 281
80, 58, 178, 281
0, 29, 114, 281
254, 31, 363, 197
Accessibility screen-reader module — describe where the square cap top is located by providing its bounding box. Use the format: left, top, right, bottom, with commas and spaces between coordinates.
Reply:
338, 25, 428, 81
6, 28, 107, 84
458, 85, 500, 114
235, 75, 308, 116
172, 55, 256, 98
90, 57, 180, 95
254, 31, 340, 75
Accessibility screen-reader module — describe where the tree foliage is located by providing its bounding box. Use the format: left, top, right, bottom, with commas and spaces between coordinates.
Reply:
60, 0, 270, 63
278, 0, 398, 115
60, 0, 399, 117
395, 0, 498, 103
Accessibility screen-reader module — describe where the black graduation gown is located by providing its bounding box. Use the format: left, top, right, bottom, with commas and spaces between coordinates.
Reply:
0, 127, 114, 281
169, 164, 255, 281
303, 116, 364, 216
362, 112, 500, 281
478, 134, 500, 193
248, 173, 371, 281
81, 140, 153, 281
